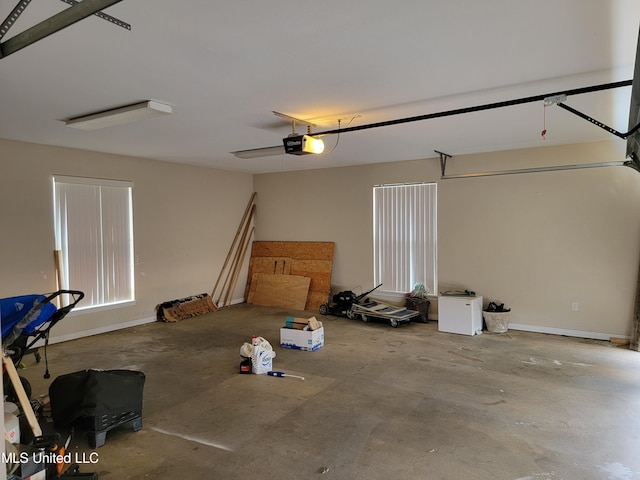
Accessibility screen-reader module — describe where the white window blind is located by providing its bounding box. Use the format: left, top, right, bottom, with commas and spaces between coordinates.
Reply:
373, 183, 437, 295
53, 176, 135, 309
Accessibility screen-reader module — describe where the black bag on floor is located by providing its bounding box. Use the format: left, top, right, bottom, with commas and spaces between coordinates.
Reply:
49, 369, 145, 429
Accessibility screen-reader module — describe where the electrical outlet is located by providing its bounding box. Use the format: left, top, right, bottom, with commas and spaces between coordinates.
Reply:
571, 302, 579, 311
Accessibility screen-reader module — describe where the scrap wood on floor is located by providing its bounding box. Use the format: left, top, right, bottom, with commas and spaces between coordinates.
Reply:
156, 293, 218, 322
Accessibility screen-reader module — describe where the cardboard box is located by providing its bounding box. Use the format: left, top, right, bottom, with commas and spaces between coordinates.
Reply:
280, 326, 324, 351
285, 317, 309, 330
307, 316, 321, 331
285, 316, 323, 331
287, 322, 307, 330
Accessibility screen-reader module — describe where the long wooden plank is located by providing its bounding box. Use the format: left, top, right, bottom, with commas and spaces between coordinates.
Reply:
211, 192, 256, 301
3, 355, 42, 437
220, 205, 255, 307
227, 227, 254, 307
252, 274, 311, 310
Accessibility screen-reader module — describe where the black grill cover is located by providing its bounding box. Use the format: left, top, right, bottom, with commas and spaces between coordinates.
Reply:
49, 369, 145, 428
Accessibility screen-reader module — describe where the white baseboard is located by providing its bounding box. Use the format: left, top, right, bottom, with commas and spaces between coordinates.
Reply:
500, 323, 628, 341
45, 298, 246, 345
46, 316, 157, 345
47, 307, 627, 345
218, 297, 245, 307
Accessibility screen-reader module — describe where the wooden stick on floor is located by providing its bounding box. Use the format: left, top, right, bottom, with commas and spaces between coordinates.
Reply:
3, 355, 42, 438
211, 192, 256, 303
53, 249, 63, 307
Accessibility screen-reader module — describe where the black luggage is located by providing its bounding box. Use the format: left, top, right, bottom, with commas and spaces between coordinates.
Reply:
49, 369, 145, 448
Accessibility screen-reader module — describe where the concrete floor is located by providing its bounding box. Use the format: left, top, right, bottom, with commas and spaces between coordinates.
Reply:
16, 304, 640, 480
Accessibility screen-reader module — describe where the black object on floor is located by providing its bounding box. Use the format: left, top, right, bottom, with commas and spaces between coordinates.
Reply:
49, 369, 145, 448
60, 463, 99, 479
405, 297, 430, 323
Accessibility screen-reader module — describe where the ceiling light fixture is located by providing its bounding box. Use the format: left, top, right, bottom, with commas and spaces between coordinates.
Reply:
274, 111, 325, 156
233, 111, 328, 159
231, 145, 285, 159
65, 100, 172, 130
283, 134, 324, 155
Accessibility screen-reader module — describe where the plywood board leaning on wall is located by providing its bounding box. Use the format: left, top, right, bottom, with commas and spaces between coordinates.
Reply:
245, 241, 334, 310
251, 274, 311, 310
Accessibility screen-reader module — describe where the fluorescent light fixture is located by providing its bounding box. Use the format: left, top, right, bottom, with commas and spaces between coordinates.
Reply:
231, 145, 285, 159
65, 100, 172, 130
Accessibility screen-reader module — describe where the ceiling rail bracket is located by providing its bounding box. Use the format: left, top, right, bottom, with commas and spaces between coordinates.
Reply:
435, 150, 452, 177
556, 102, 640, 140
440, 161, 627, 180
59, 0, 130, 31
0, 0, 33, 41
0, 0, 125, 59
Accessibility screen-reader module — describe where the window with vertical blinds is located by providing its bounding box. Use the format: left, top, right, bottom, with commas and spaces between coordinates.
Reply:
53, 176, 135, 309
373, 183, 437, 295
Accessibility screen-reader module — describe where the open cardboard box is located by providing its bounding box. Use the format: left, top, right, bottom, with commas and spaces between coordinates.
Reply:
280, 326, 324, 351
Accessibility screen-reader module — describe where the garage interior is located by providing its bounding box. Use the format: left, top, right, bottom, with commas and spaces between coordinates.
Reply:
2, 1, 640, 479
20, 306, 640, 480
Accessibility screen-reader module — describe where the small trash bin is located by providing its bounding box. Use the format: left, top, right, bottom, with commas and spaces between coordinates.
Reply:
405, 297, 430, 323
483, 311, 510, 333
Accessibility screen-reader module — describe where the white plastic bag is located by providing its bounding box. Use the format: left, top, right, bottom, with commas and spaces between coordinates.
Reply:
240, 342, 253, 358
251, 336, 275, 374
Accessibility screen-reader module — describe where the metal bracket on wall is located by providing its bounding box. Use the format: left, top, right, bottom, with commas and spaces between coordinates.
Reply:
0, 0, 126, 59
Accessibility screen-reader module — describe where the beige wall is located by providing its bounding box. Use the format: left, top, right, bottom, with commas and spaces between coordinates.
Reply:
3, 138, 639, 341
254, 140, 640, 339
0, 139, 254, 340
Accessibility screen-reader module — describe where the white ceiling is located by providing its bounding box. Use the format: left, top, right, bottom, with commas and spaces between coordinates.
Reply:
1, 0, 640, 174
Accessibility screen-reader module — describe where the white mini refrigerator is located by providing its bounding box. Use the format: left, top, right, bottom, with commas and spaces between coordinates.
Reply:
438, 295, 483, 335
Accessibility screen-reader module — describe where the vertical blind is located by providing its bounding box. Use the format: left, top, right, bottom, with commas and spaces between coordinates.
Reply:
373, 183, 437, 295
53, 176, 134, 308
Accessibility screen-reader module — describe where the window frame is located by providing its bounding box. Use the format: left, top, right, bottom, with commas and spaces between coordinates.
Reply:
372, 182, 437, 296
53, 175, 135, 311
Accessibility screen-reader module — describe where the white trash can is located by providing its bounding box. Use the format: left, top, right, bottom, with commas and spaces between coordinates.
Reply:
483, 311, 510, 333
